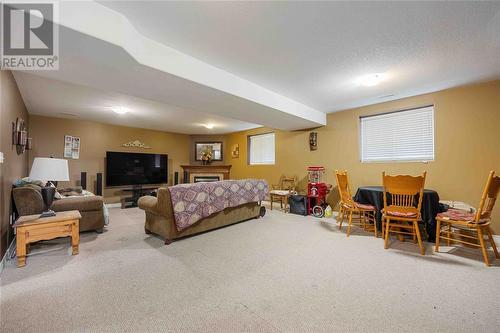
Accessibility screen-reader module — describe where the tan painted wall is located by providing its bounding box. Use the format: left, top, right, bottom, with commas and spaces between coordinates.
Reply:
225, 80, 500, 232
28, 115, 191, 204
0, 71, 30, 258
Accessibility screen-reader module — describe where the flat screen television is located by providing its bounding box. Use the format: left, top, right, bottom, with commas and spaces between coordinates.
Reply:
106, 151, 168, 187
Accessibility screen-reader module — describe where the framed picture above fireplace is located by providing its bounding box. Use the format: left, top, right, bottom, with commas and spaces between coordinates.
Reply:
195, 142, 223, 161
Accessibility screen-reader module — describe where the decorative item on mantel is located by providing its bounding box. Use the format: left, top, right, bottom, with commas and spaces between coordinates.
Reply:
201, 148, 213, 165
12, 118, 32, 155
122, 140, 151, 149
309, 132, 318, 151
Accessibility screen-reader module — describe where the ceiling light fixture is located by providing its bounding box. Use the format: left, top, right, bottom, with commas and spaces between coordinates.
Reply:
204, 123, 214, 129
110, 106, 130, 114
357, 73, 387, 87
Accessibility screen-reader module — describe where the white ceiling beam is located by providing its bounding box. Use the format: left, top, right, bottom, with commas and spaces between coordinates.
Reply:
41, 1, 325, 129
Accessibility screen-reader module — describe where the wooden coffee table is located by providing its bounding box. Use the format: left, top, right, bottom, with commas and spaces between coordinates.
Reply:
13, 210, 81, 267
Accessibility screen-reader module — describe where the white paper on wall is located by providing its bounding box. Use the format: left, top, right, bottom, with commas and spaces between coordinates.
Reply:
64, 135, 80, 159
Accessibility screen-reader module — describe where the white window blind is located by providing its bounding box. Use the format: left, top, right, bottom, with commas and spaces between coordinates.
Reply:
249, 133, 275, 165
360, 106, 435, 162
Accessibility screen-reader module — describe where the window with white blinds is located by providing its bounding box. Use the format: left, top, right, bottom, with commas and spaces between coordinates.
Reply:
360, 106, 435, 162
249, 132, 275, 165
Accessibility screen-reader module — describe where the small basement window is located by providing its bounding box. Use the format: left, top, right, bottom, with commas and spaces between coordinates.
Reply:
360, 106, 435, 162
248, 132, 275, 165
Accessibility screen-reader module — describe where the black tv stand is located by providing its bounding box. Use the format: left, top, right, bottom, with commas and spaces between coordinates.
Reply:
121, 186, 158, 209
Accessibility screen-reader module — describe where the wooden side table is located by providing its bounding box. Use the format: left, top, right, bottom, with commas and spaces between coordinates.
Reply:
13, 210, 82, 267
269, 190, 292, 212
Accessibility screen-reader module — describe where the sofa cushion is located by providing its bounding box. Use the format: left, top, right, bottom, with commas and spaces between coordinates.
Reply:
52, 196, 104, 212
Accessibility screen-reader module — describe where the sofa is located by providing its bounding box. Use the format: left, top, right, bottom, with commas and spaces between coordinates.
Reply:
12, 185, 105, 233
138, 187, 263, 244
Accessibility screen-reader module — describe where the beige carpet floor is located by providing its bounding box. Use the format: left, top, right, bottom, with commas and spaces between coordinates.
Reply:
1, 207, 499, 332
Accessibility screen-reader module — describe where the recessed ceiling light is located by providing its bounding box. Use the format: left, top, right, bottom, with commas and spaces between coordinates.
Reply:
204, 123, 214, 129
357, 73, 387, 87
110, 106, 130, 114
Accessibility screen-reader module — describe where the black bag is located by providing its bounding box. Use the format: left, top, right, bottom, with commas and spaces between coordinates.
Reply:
288, 195, 308, 216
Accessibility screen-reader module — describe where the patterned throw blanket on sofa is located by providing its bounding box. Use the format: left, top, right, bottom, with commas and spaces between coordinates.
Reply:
168, 179, 268, 231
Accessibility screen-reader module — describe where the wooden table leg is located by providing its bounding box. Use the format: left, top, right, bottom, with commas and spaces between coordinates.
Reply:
16, 229, 27, 267
71, 220, 79, 255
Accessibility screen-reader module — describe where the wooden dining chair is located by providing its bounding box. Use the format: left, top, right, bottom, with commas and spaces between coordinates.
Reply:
382, 172, 427, 255
435, 171, 500, 266
335, 170, 377, 237
270, 176, 296, 212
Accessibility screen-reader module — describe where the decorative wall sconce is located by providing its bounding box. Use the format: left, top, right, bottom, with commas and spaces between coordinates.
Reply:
231, 144, 240, 158
12, 118, 32, 155
309, 132, 318, 151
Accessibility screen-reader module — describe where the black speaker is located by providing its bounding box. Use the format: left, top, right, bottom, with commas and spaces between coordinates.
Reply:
183, 171, 188, 184
96, 173, 103, 196
80, 172, 87, 190
174, 172, 179, 185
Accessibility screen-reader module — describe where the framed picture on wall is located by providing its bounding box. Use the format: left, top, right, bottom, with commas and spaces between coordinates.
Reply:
64, 135, 81, 159
195, 142, 223, 161
64, 135, 72, 158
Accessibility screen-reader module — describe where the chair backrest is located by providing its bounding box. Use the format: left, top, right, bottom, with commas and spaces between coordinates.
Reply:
475, 171, 500, 223
335, 170, 355, 207
279, 176, 296, 191
382, 172, 427, 212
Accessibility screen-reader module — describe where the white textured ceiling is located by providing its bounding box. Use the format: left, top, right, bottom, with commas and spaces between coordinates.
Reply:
12, 1, 500, 134
12, 0, 326, 133
13, 72, 260, 134
100, 1, 500, 112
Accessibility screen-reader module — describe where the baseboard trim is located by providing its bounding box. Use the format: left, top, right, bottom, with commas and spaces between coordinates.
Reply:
0, 239, 16, 276
105, 203, 121, 208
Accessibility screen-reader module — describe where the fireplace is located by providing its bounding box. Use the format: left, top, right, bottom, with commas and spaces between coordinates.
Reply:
181, 165, 231, 183
193, 176, 221, 183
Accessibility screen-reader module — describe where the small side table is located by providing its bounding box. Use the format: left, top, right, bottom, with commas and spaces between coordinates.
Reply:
269, 190, 292, 212
13, 210, 81, 267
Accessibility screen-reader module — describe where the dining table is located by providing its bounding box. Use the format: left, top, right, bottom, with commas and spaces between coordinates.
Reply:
353, 186, 441, 242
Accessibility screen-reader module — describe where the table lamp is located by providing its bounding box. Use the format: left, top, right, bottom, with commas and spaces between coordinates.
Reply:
29, 158, 70, 218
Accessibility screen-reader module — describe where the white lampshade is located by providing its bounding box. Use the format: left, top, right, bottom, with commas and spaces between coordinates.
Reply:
29, 158, 70, 182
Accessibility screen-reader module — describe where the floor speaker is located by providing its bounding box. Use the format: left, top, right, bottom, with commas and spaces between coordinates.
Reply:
96, 173, 103, 196
174, 172, 179, 185
80, 172, 87, 190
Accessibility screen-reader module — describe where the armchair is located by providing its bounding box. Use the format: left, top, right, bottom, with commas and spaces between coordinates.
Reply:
13, 185, 105, 233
